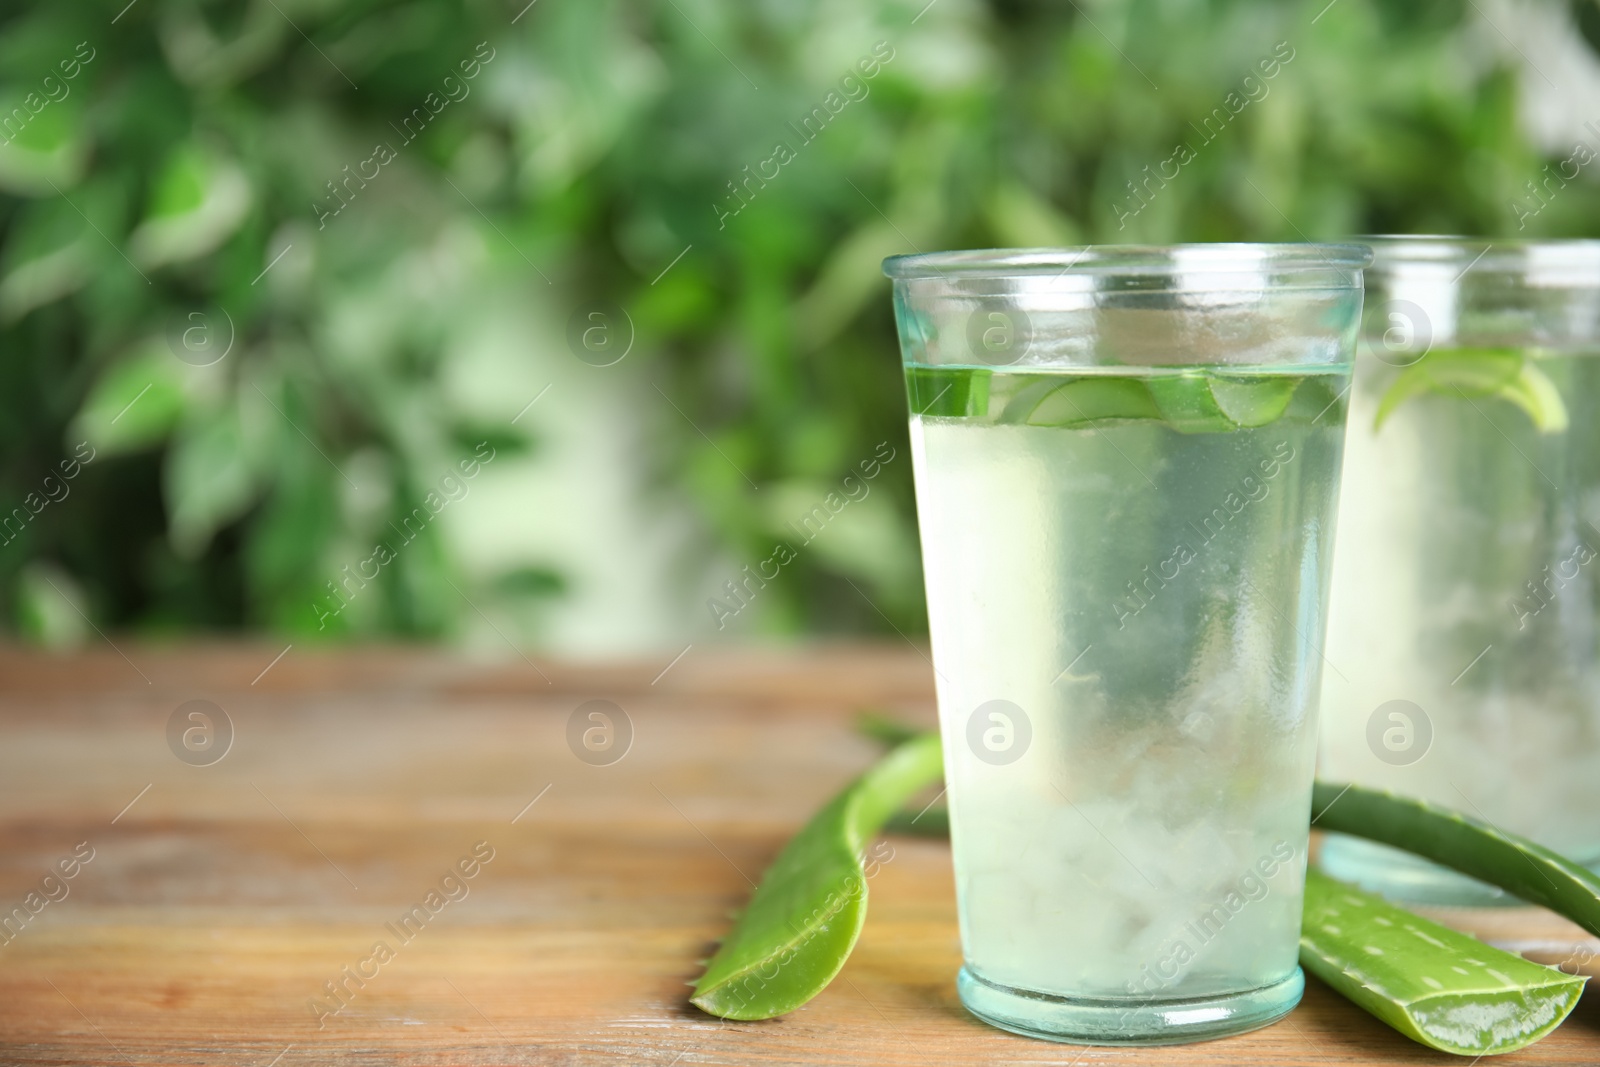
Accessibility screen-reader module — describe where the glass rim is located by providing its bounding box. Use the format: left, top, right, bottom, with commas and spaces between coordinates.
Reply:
1358, 234, 1600, 270
881, 243, 1372, 280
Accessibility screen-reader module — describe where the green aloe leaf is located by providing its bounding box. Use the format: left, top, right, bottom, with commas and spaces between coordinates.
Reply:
905, 365, 988, 417
689, 732, 943, 1020
998, 375, 1162, 427
1210, 374, 1302, 426
1374, 347, 1568, 433
1147, 373, 1305, 433
1311, 781, 1600, 937
1146, 372, 1237, 432
1301, 870, 1586, 1056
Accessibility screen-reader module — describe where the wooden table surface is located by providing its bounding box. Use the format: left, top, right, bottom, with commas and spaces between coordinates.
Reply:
1, 643, 1597, 1066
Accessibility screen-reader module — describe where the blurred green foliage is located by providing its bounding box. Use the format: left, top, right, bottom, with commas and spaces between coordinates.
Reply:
1, 0, 1597, 647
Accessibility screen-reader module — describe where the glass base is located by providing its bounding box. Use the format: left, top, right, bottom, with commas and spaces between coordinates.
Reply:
956, 966, 1304, 1046
1318, 834, 1518, 907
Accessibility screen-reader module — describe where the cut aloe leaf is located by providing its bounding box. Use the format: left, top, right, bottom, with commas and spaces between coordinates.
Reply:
690, 732, 943, 1020
1374, 347, 1568, 433
1146, 373, 1305, 433
1282, 373, 1345, 424
1500, 361, 1569, 433
1301, 870, 1586, 1056
1210, 375, 1302, 426
1311, 781, 1600, 938
1146, 372, 1238, 433
998, 376, 1162, 427
906, 365, 989, 417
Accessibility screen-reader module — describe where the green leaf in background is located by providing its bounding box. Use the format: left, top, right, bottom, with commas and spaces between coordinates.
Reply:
4, 0, 1599, 642
0, 97, 87, 195
70, 347, 188, 456
0, 198, 92, 321
166, 407, 257, 558
1300, 870, 1585, 1056
689, 732, 942, 1020
129, 145, 252, 268
1373, 347, 1569, 433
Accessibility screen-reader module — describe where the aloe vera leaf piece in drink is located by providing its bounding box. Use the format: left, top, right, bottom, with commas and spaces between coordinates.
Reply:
690, 732, 943, 1020
1209, 374, 1302, 426
1281, 372, 1346, 424
1311, 781, 1600, 937
1373, 347, 1568, 432
1145, 372, 1238, 433
1142, 372, 1303, 432
1374, 347, 1519, 430
1301, 870, 1586, 1056
998, 375, 1162, 427
906, 365, 990, 417
1499, 360, 1569, 432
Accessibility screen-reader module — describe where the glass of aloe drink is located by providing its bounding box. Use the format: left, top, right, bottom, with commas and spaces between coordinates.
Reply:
1318, 237, 1600, 904
883, 245, 1369, 1044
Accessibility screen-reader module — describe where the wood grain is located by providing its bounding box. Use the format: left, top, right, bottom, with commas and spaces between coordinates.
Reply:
0, 643, 1595, 1065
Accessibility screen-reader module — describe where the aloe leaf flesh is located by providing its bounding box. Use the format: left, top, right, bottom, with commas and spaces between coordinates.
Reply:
1145, 372, 1239, 433
690, 732, 943, 1020
999, 375, 1162, 427
1210, 374, 1302, 426
1301, 870, 1586, 1055
908, 366, 1321, 433
906, 364, 989, 417
1312, 781, 1600, 938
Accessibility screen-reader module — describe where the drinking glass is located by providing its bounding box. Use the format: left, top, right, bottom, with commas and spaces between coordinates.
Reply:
1319, 237, 1600, 904
884, 244, 1368, 1044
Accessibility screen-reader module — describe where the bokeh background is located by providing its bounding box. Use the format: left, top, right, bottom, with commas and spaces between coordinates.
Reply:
4, 0, 1599, 656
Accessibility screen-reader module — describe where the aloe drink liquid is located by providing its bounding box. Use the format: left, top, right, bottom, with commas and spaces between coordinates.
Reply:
914, 365, 1346, 997
887, 245, 1367, 1045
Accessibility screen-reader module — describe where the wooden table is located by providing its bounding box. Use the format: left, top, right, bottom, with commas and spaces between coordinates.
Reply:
1, 643, 1596, 1065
